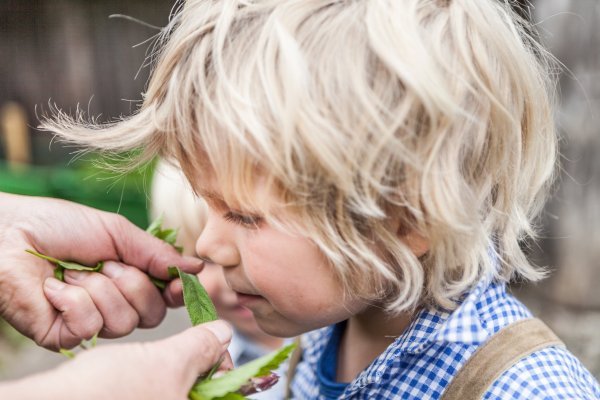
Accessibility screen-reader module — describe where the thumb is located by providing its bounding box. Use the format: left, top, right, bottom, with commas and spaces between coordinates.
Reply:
160, 320, 233, 384
43, 277, 103, 349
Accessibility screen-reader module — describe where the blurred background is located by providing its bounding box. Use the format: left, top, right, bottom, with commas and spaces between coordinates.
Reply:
0, 0, 598, 382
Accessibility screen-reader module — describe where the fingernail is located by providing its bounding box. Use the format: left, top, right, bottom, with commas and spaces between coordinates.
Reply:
102, 262, 124, 279
64, 270, 87, 281
44, 277, 66, 292
204, 320, 232, 344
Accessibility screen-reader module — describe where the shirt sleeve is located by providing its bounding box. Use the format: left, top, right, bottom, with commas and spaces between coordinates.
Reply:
483, 346, 600, 400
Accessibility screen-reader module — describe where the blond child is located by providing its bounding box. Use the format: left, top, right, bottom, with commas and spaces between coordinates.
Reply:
45, 0, 600, 398
150, 160, 287, 399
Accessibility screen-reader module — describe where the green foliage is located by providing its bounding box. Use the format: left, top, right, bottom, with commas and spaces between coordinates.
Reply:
171, 266, 218, 325
25, 249, 103, 282
146, 215, 183, 253
189, 344, 296, 400
59, 349, 76, 359
0, 156, 152, 229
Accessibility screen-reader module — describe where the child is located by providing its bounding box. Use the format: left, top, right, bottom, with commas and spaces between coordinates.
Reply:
150, 160, 287, 399
45, 0, 600, 398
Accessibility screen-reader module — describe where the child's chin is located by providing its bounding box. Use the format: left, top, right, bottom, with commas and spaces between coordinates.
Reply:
253, 316, 309, 339
236, 323, 273, 341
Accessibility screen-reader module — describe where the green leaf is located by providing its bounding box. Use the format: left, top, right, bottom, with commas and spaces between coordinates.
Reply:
145, 214, 164, 236
149, 276, 167, 290
213, 393, 246, 400
90, 333, 98, 347
173, 267, 217, 325
190, 343, 296, 400
26, 249, 103, 281
205, 356, 225, 381
167, 266, 179, 278
159, 228, 178, 246
28, 246, 166, 290
59, 349, 76, 359
146, 216, 184, 253
54, 266, 65, 281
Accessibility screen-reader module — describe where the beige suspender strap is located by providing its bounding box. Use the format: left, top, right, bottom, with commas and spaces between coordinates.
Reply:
441, 318, 564, 400
285, 336, 303, 399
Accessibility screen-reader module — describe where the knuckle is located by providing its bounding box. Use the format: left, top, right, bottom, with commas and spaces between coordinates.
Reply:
196, 330, 222, 359
83, 273, 108, 291
118, 268, 148, 294
62, 285, 90, 306
107, 311, 139, 336
108, 212, 129, 231
88, 312, 104, 333
69, 312, 103, 339
65, 270, 107, 291
105, 213, 133, 249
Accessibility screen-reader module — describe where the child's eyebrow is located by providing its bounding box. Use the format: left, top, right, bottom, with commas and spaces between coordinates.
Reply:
197, 188, 259, 214
197, 189, 232, 210
197, 189, 224, 201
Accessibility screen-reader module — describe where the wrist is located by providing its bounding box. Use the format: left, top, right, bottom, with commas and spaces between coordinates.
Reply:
0, 195, 28, 320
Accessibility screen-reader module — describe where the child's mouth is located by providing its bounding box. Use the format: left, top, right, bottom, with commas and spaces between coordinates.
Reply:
234, 291, 264, 306
231, 304, 254, 320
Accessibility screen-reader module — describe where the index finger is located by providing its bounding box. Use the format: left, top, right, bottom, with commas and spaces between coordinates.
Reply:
106, 213, 203, 279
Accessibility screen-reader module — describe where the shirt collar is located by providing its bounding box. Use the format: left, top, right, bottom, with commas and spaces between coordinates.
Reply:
303, 279, 497, 364
396, 276, 501, 355
341, 277, 503, 397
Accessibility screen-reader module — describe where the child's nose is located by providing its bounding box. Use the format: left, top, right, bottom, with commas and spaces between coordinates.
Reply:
195, 212, 240, 268
196, 234, 239, 268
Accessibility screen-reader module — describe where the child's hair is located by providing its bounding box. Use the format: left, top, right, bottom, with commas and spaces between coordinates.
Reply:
43, 0, 558, 313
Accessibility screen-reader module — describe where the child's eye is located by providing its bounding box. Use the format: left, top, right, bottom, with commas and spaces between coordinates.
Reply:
223, 211, 262, 228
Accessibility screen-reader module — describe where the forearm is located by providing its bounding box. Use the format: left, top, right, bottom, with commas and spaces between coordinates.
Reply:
0, 355, 137, 400
0, 192, 35, 229
0, 370, 72, 400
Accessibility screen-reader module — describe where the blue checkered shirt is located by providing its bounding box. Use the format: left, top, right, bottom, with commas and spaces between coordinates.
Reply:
291, 278, 600, 399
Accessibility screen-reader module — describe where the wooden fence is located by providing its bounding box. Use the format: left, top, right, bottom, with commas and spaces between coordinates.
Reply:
0, 0, 173, 164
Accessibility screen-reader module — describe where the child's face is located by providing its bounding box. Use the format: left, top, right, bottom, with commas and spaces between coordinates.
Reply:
195, 182, 366, 338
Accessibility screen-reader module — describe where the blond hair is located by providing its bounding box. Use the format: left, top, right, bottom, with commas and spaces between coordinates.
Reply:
150, 159, 208, 256
42, 0, 558, 313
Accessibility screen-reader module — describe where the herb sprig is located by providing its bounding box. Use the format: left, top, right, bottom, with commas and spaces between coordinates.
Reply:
25, 249, 104, 281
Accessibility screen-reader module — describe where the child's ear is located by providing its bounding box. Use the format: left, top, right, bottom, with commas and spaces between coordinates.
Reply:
398, 228, 429, 258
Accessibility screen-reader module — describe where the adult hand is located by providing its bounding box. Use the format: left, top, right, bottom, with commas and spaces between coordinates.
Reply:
0, 320, 233, 400
0, 192, 202, 350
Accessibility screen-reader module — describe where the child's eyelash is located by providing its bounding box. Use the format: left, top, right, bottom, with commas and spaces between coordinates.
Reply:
223, 211, 262, 227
